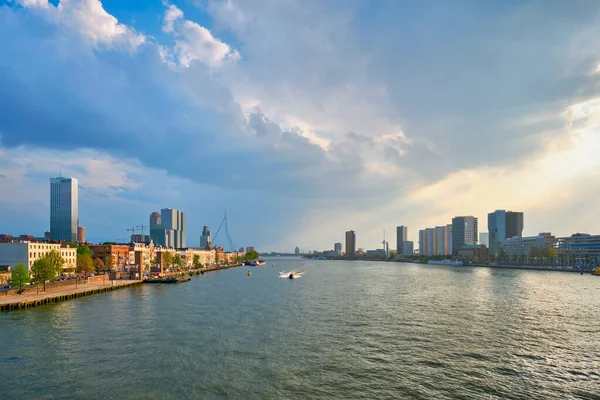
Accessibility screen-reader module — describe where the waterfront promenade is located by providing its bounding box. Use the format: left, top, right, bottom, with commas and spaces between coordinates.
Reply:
0, 280, 142, 311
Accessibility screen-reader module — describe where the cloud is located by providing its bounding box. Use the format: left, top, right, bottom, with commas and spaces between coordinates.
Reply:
161, 3, 240, 67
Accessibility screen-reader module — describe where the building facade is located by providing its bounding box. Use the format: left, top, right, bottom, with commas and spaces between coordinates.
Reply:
334, 242, 342, 253
200, 226, 211, 249
89, 244, 132, 271
555, 234, 600, 257
396, 226, 408, 255
345, 231, 356, 256
0, 242, 76, 272
451, 216, 478, 254
77, 226, 86, 243
403, 241, 414, 255
149, 208, 187, 248
504, 232, 555, 257
50, 177, 78, 242
488, 210, 524, 256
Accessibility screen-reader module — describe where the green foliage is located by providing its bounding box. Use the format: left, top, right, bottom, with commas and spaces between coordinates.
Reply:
45, 249, 65, 276
76, 244, 93, 257
102, 242, 117, 245
162, 251, 173, 268
94, 257, 104, 271
389, 251, 397, 259
31, 257, 55, 291
9, 263, 30, 293
173, 253, 183, 267
244, 250, 260, 260
77, 254, 95, 274
104, 255, 114, 271
193, 254, 201, 268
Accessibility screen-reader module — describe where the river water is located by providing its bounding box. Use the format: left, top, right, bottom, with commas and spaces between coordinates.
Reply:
1, 258, 599, 399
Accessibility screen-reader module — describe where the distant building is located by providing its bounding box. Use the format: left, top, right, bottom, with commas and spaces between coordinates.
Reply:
89, 244, 132, 271
130, 234, 149, 244
402, 241, 414, 255
246, 246, 255, 253
451, 216, 478, 254
295, 246, 300, 255
77, 226, 86, 243
0, 242, 76, 272
555, 233, 600, 257
479, 232, 489, 248
396, 226, 408, 254
149, 209, 186, 248
345, 231, 356, 256
488, 210, 524, 256
504, 232, 555, 257
366, 249, 386, 258
200, 226, 211, 249
50, 177, 78, 242
334, 242, 342, 253
458, 244, 488, 260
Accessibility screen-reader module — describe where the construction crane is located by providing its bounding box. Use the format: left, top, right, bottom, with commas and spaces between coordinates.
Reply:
126, 227, 136, 242
212, 211, 236, 252
136, 223, 147, 236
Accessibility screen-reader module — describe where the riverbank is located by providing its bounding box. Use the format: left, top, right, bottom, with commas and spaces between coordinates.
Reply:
0, 280, 142, 311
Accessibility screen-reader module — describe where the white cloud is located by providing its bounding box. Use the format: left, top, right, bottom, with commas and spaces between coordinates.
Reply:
161, 4, 239, 67
18, 0, 145, 47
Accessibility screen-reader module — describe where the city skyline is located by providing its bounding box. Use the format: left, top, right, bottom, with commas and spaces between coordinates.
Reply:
1, 1, 600, 251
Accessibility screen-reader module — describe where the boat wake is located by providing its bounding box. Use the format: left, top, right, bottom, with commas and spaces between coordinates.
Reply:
278, 270, 306, 279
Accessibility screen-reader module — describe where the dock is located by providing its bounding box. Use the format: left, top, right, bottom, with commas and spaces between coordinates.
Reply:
0, 280, 142, 312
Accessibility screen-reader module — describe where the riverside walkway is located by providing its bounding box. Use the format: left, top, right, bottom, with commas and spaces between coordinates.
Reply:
0, 280, 142, 311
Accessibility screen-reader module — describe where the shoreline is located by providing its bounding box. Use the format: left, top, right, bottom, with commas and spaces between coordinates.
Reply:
1, 263, 245, 312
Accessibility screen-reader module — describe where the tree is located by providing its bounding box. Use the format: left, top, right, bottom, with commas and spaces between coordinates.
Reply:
173, 253, 183, 267
389, 251, 397, 259
46, 249, 65, 277
76, 244, 93, 258
9, 263, 30, 294
104, 255, 114, 271
193, 254, 201, 268
31, 257, 55, 291
244, 250, 259, 260
162, 251, 173, 269
76, 254, 95, 274
94, 257, 104, 272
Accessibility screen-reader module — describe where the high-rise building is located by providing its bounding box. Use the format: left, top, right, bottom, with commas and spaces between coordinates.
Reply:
403, 241, 414, 255
77, 226, 86, 243
345, 230, 356, 256
200, 226, 211, 249
451, 216, 478, 254
149, 209, 186, 248
295, 246, 300, 255
50, 177, 78, 242
334, 242, 342, 253
396, 226, 408, 254
488, 210, 524, 256
479, 232, 489, 247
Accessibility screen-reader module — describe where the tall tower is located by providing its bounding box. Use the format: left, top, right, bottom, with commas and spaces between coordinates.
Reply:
50, 177, 78, 242
396, 226, 408, 254
451, 216, 478, 254
200, 226, 211, 249
345, 230, 356, 256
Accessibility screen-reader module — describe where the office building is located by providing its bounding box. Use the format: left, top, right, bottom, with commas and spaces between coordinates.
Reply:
0, 242, 76, 272
556, 233, 600, 257
396, 226, 408, 254
345, 230, 356, 256
334, 242, 342, 254
504, 233, 555, 257
200, 226, 211, 249
149, 208, 187, 248
295, 246, 300, 255
488, 210, 524, 256
50, 177, 78, 242
403, 241, 414, 255
451, 216, 478, 254
479, 232, 489, 248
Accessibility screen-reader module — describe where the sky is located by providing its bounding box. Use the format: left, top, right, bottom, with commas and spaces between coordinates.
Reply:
1, 0, 600, 252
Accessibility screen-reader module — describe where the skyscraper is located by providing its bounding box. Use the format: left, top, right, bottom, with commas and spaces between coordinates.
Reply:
488, 210, 524, 256
50, 177, 78, 242
345, 231, 356, 256
149, 208, 187, 248
334, 242, 342, 253
451, 216, 478, 254
396, 226, 408, 254
200, 226, 211, 249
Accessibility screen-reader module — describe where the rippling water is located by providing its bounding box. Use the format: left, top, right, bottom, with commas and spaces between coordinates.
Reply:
1, 258, 599, 399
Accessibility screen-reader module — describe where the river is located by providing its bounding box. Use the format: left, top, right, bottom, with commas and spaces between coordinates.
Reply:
1, 257, 599, 399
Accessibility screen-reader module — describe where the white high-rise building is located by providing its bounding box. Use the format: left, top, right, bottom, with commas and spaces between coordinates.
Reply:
50, 177, 78, 242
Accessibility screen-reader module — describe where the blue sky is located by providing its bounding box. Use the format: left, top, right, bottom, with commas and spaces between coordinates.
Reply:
1, 0, 600, 251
